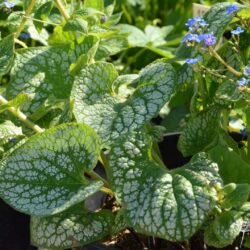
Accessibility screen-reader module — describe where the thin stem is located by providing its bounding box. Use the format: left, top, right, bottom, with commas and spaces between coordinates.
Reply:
208, 47, 242, 77
86, 170, 110, 188
14, 38, 28, 48
0, 95, 44, 133
15, 0, 37, 38
54, 0, 70, 20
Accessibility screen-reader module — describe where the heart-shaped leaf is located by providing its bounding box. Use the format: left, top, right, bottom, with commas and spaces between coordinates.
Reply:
0, 123, 102, 216
7, 36, 98, 114
71, 60, 176, 144
107, 131, 222, 241
31, 206, 114, 249
178, 105, 221, 157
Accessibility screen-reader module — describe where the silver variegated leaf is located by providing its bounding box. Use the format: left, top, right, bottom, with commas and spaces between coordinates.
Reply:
31, 206, 114, 249
107, 131, 222, 241
0, 123, 102, 216
204, 211, 243, 248
178, 105, 221, 157
71, 60, 176, 144
0, 34, 14, 76
7, 35, 98, 114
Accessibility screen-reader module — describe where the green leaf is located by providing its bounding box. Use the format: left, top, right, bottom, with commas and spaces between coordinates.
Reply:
144, 25, 173, 47
222, 183, 250, 209
63, 18, 88, 33
96, 35, 128, 60
0, 34, 14, 77
118, 24, 148, 47
34, 1, 54, 32
215, 82, 242, 106
178, 106, 221, 157
0, 120, 23, 146
84, 0, 104, 12
0, 123, 102, 216
7, 36, 98, 114
107, 131, 222, 241
208, 145, 250, 185
31, 206, 114, 249
71, 60, 176, 144
0, 93, 30, 113
205, 211, 243, 248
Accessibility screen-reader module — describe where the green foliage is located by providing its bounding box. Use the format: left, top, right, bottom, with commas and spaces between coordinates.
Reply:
0, 1, 249, 249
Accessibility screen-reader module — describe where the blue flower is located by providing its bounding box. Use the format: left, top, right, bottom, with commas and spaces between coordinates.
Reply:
231, 27, 244, 35
185, 16, 207, 29
203, 32, 216, 46
237, 77, 250, 86
181, 33, 203, 43
244, 67, 250, 76
199, 19, 208, 27
19, 33, 30, 39
226, 5, 238, 14
185, 18, 197, 28
0, 0, 15, 8
185, 58, 200, 64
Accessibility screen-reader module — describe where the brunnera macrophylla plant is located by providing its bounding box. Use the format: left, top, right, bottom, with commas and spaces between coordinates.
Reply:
0, 1, 250, 249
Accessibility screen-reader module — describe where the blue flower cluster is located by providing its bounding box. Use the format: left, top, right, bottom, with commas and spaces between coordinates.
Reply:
0, 0, 15, 8
181, 16, 216, 48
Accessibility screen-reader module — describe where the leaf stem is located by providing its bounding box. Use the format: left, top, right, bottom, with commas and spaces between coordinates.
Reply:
86, 170, 110, 188
14, 38, 28, 48
15, 0, 37, 39
100, 186, 114, 197
208, 47, 242, 77
0, 95, 44, 133
54, 0, 70, 20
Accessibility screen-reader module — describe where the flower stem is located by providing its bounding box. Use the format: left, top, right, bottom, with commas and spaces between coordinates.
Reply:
54, 0, 70, 20
15, 0, 37, 39
208, 47, 242, 77
0, 95, 44, 133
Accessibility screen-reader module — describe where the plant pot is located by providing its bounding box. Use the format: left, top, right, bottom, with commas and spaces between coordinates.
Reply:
0, 198, 37, 250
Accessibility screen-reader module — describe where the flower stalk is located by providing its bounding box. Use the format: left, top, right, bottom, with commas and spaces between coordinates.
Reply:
208, 47, 242, 77
54, 0, 70, 20
15, 0, 36, 39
